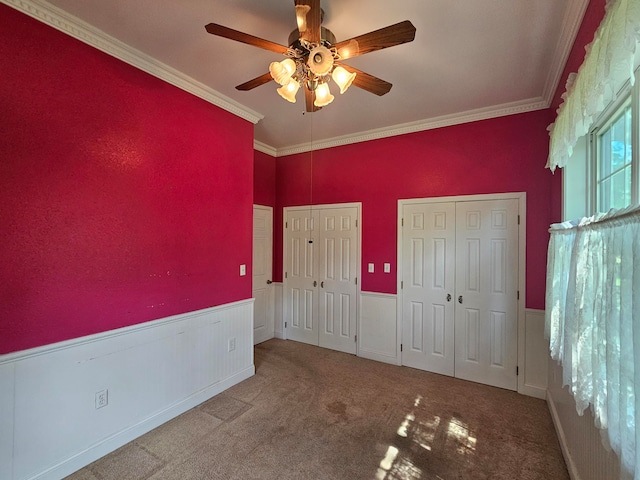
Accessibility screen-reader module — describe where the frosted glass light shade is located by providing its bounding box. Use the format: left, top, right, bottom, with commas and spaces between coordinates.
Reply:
295, 5, 311, 32
269, 58, 296, 86
331, 66, 356, 94
277, 79, 300, 103
314, 82, 334, 107
307, 46, 333, 75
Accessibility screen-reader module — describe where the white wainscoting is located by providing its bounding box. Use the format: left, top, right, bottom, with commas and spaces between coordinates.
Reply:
0, 299, 254, 480
547, 361, 621, 480
519, 308, 549, 399
274, 282, 285, 339
358, 292, 400, 365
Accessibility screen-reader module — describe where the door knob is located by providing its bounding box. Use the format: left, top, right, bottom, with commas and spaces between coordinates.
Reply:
458, 295, 463, 304
321, 281, 324, 288
266, 280, 273, 285
446, 293, 451, 302
313, 280, 317, 287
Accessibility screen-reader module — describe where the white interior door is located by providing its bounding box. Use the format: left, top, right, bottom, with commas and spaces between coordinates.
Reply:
252, 206, 274, 345
454, 199, 519, 390
401, 202, 456, 376
318, 207, 358, 354
284, 209, 319, 346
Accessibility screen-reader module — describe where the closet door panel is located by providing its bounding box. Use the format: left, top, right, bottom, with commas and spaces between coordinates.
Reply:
401, 202, 456, 376
454, 199, 519, 390
318, 207, 358, 354
285, 210, 319, 346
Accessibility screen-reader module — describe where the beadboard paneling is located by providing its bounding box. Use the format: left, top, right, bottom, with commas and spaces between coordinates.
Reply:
359, 292, 399, 365
520, 308, 548, 398
547, 361, 621, 480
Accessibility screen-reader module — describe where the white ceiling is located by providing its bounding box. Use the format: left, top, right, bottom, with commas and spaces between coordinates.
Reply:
19, 0, 587, 155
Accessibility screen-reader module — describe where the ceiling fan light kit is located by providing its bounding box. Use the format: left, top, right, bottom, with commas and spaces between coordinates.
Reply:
277, 79, 300, 103
295, 4, 311, 33
269, 58, 296, 85
313, 82, 334, 107
332, 66, 356, 94
205, 0, 416, 112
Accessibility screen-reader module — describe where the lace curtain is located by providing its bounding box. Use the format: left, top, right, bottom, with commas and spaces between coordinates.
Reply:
546, 0, 640, 172
545, 204, 640, 479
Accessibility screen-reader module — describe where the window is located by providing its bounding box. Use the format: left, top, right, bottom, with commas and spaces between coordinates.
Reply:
594, 102, 633, 211
564, 76, 640, 221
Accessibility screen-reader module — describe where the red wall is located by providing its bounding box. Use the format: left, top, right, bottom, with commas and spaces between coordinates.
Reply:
0, 5, 254, 354
275, 110, 555, 309
254, 151, 277, 207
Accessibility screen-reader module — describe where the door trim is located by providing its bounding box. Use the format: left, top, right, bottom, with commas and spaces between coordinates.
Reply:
283, 202, 362, 354
397, 192, 527, 392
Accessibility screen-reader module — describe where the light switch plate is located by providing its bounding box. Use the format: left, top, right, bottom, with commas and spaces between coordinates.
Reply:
368, 263, 374, 273
240, 264, 246, 276
384, 263, 391, 273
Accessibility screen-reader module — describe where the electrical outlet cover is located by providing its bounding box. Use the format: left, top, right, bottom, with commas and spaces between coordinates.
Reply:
95, 389, 108, 409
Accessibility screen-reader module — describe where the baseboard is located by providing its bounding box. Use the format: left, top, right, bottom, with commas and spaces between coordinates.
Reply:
35, 366, 254, 480
547, 390, 581, 480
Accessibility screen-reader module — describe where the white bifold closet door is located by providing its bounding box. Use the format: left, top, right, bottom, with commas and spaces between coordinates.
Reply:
285, 205, 359, 355
401, 202, 456, 376
401, 198, 519, 390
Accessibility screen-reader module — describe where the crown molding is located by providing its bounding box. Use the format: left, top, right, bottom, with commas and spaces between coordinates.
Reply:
273, 97, 548, 157
253, 140, 278, 157
541, 0, 590, 106
2, 0, 264, 125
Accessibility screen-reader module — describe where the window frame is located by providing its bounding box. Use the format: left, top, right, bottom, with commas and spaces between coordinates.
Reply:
588, 74, 640, 214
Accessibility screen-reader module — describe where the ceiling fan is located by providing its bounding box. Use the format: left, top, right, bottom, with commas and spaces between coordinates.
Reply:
205, 0, 416, 112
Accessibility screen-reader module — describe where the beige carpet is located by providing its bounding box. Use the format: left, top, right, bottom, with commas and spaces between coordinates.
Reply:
66, 339, 568, 479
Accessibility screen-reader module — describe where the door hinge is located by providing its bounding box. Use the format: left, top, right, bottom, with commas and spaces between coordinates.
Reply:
517, 290, 520, 300
401, 280, 403, 289
401, 218, 404, 227
355, 277, 358, 285
355, 219, 358, 227
517, 215, 520, 225
285, 272, 288, 279
516, 366, 519, 376
286, 221, 288, 228
355, 335, 357, 343
400, 343, 403, 352
285, 322, 288, 328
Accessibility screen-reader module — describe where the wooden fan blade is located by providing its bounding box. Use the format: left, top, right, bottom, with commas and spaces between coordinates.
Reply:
295, 0, 321, 44
236, 72, 273, 91
305, 87, 322, 112
337, 64, 392, 96
334, 20, 416, 60
205, 23, 288, 54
